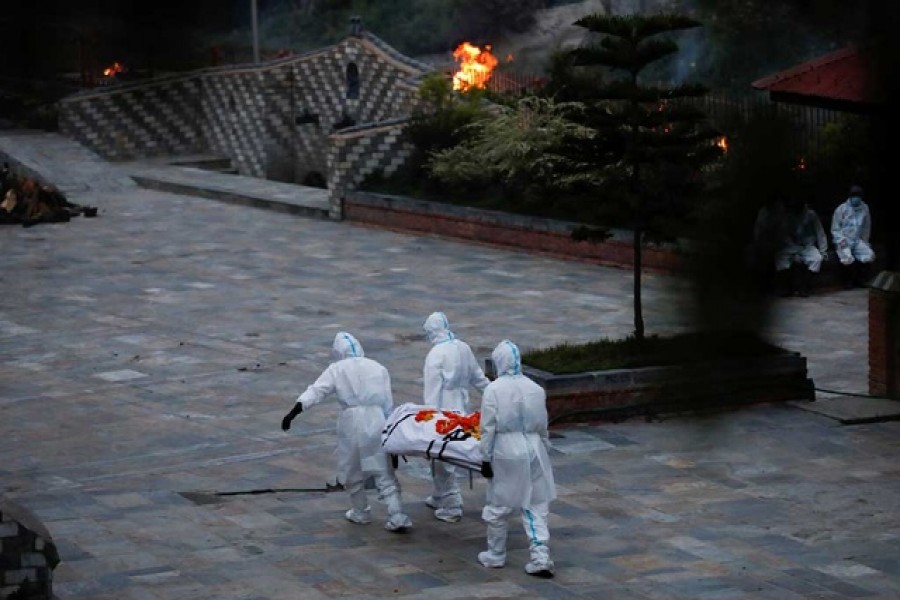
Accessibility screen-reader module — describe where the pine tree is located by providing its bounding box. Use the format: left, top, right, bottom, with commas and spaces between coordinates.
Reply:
560, 13, 721, 340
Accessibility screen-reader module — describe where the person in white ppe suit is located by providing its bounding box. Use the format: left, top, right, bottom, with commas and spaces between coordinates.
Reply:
281, 332, 412, 532
774, 197, 828, 297
831, 185, 875, 287
422, 311, 490, 523
477, 340, 557, 578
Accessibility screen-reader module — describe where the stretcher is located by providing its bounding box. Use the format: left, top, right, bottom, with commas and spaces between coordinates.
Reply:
381, 402, 482, 471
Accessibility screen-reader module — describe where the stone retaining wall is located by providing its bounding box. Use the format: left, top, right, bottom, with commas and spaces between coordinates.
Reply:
328, 121, 413, 219
59, 31, 428, 218
516, 353, 814, 424
344, 191, 686, 273
59, 74, 205, 161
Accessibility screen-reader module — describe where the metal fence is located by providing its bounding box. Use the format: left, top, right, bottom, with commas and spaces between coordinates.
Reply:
484, 73, 849, 154
681, 93, 846, 154
486, 71, 547, 96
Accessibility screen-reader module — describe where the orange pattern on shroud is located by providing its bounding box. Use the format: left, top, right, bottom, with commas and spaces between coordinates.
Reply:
415, 409, 481, 440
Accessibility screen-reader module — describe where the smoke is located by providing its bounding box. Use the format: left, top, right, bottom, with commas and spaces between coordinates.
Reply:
671, 0, 868, 91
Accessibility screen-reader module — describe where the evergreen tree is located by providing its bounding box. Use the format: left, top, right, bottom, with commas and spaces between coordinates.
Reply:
559, 13, 721, 340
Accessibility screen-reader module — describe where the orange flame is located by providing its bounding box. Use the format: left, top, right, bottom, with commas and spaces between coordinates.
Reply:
103, 61, 125, 77
716, 136, 728, 153
452, 42, 498, 91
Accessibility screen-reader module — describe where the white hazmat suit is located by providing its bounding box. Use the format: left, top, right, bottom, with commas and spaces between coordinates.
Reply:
288, 332, 412, 532
831, 193, 875, 265
478, 340, 557, 577
776, 205, 828, 273
422, 311, 490, 522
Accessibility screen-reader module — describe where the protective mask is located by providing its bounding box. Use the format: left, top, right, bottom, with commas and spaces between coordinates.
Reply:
849, 196, 862, 208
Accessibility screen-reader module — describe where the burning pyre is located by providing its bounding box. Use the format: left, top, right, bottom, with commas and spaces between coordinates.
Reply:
452, 42, 498, 91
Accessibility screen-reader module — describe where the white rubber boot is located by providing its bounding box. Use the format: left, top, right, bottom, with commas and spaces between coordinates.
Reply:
345, 507, 372, 524
524, 544, 554, 578
477, 521, 507, 568
383, 491, 412, 532
346, 480, 372, 524
434, 507, 462, 523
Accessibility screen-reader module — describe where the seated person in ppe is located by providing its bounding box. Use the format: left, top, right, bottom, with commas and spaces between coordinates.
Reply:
281, 332, 412, 532
774, 197, 828, 297
831, 185, 875, 288
422, 311, 491, 523
477, 340, 557, 578
745, 196, 788, 288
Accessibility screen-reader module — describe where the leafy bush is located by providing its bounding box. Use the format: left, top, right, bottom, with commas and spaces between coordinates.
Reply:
427, 96, 592, 211
523, 331, 783, 374
806, 114, 876, 210
403, 73, 488, 166
362, 73, 488, 200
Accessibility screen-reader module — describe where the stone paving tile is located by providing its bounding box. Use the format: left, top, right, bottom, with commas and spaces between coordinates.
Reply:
2, 134, 900, 599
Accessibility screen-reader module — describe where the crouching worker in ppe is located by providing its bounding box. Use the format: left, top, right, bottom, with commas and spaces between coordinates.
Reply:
422, 311, 491, 523
281, 332, 413, 532
478, 340, 557, 578
774, 197, 828, 297
831, 185, 875, 288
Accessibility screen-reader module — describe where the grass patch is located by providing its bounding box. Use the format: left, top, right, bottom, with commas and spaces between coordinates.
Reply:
522, 331, 785, 375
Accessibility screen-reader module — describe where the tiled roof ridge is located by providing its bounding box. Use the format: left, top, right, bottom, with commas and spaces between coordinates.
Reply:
361, 32, 433, 74
752, 44, 859, 90
62, 32, 433, 102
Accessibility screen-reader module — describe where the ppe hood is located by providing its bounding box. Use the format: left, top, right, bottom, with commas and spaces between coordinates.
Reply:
491, 339, 522, 376
423, 311, 454, 344
331, 332, 364, 360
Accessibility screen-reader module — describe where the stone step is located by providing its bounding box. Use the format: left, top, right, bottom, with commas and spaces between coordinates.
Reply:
167, 155, 236, 173
129, 167, 331, 219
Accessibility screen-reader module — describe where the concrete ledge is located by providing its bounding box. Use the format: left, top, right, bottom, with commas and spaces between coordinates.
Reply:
131, 173, 330, 220
511, 352, 814, 424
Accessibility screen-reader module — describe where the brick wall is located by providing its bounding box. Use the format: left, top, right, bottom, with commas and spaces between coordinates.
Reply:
328, 121, 413, 219
869, 284, 899, 397
59, 75, 205, 161
344, 191, 687, 273
546, 373, 814, 424
0, 500, 59, 600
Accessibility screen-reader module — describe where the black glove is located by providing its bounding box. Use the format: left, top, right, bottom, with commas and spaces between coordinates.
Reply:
390, 454, 399, 469
281, 403, 303, 431
480, 461, 494, 479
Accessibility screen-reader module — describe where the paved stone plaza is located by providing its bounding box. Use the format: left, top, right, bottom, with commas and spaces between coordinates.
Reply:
1, 133, 899, 599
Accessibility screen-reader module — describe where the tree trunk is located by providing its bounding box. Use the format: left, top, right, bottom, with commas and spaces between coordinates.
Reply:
633, 227, 644, 339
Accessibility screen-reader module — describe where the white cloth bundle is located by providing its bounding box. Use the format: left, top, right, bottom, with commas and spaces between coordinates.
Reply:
381, 403, 482, 470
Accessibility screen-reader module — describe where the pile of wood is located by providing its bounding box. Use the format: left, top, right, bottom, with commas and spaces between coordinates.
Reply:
0, 164, 97, 228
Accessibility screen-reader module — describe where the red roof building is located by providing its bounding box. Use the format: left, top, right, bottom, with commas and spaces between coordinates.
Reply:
752, 45, 885, 114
